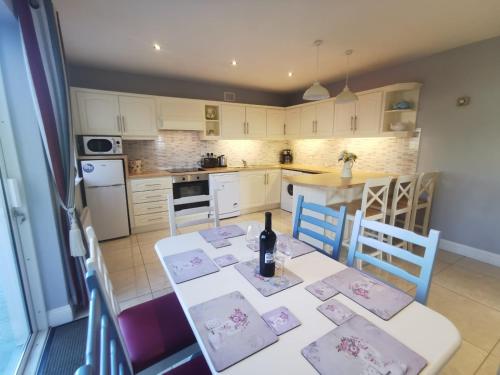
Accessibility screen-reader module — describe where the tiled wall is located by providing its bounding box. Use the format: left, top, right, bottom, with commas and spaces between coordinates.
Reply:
289, 135, 420, 174
123, 131, 288, 170
123, 130, 420, 174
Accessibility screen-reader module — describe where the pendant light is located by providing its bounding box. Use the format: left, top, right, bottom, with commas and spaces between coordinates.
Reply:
303, 40, 330, 101
335, 49, 358, 104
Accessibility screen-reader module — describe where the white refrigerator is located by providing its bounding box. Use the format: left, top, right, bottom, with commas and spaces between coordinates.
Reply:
81, 159, 130, 240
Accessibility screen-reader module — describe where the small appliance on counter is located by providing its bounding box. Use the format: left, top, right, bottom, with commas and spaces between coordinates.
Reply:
78, 135, 123, 155
217, 155, 227, 167
280, 149, 293, 164
201, 153, 219, 168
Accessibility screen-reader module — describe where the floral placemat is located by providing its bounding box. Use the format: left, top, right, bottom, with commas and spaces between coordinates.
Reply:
277, 234, 316, 258
302, 315, 427, 375
213, 254, 239, 268
262, 306, 301, 335
189, 291, 278, 372
305, 279, 339, 301
163, 249, 219, 284
235, 259, 303, 297
317, 299, 356, 325
211, 238, 232, 248
326, 268, 414, 320
199, 225, 246, 243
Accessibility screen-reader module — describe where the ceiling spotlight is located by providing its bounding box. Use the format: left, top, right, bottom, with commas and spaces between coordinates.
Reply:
288, 72, 293, 77
231, 59, 237, 66
153, 43, 161, 51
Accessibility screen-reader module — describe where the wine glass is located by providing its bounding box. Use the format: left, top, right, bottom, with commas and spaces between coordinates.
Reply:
275, 236, 292, 282
246, 223, 262, 251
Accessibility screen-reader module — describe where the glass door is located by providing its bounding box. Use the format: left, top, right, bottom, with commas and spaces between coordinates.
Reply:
0, 167, 32, 374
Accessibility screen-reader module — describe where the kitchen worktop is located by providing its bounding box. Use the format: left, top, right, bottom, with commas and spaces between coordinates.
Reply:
283, 170, 396, 189
127, 163, 340, 179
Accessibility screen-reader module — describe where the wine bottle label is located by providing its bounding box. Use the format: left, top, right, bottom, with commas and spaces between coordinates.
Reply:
264, 252, 274, 264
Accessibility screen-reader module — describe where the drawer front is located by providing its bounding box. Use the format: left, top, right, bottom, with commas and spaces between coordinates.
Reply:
132, 189, 169, 203
134, 212, 168, 227
133, 200, 168, 215
130, 177, 172, 192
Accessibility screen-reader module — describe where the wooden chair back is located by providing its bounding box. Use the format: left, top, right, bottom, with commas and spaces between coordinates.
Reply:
167, 192, 220, 236
360, 177, 393, 221
388, 174, 417, 251
410, 172, 439, 235
293, 195, 347, 260
347, 210, 440, 304
74, 270, 133, 375
85, 226, 121, 316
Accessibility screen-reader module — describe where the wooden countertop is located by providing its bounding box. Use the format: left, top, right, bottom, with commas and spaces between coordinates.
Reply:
284, 170, 396, 189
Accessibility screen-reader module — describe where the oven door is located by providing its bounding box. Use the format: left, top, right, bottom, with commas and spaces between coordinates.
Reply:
173, 180, 209, 211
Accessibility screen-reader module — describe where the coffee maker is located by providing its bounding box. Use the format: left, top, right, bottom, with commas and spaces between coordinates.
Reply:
280, 149, 293, 164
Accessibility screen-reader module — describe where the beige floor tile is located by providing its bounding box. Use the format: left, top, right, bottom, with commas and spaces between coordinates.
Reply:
109, 265, 151, 302
136, 229, 170, 245
118, 293, 153, 311
492, 340, 500, 358
100, 235, 138, 250
101, 245, 143, 272
145, 261, 171, 292
433, 265, 500, 311
423, 284, 500, 352
454, 257, 500, 281
436, 249, 464, 264
152, 287, 174, 299
139, 242, 162, 264
476, 353, 500, 375
439, 340, 487, 375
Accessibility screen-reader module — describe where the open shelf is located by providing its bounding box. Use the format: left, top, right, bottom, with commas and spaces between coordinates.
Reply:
202, 104, 221, 138
384, 109, 416, 113
381, 83, 421, 134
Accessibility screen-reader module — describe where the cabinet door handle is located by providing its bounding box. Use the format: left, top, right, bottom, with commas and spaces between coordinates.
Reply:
350, 116, 354, 131
117, 115, 121, 132
122, 115, 126, 132
243, 122, 246, 134
283, 123, 286, 135
354, 115, 358, 131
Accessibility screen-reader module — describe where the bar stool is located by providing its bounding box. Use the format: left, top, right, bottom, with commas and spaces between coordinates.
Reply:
331, 176, 393, 267
410, 172, 439, 236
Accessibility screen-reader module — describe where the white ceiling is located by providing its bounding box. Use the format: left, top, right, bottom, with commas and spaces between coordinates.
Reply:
54, 0, 500, 93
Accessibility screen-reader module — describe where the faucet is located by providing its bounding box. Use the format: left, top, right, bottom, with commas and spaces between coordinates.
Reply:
241, 159, 248, 168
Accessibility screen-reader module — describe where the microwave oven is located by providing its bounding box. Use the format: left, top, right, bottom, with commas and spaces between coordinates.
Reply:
78, 135, 123, 155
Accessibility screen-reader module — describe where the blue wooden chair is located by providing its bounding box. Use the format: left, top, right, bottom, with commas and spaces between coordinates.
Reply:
347, 210, 440, 304
75, 270, 211, 375
292, 195, 347, 260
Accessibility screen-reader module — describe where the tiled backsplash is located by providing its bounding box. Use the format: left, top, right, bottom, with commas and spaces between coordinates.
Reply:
123, 130, 420, 174
289, 135, 420, 174
123, 131, 288, 170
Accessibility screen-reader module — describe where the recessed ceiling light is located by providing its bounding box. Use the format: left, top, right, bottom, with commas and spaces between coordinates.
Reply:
231, 59, 237, 66
153, 43, 161, 51
288, 71, 293, 77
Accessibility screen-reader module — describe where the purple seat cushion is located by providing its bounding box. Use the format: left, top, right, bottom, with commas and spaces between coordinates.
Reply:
118, 293, 196, 372
163, 355, 211, 375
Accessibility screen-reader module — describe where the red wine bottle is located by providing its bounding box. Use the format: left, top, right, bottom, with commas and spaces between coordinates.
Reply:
259, 212, 276, 277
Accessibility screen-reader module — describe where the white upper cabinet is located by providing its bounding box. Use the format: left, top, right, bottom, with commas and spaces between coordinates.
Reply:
284, 107, 300, 137
118, 95, 157, 137
266, 108, 286, 137
334, 91, 382, 137
245, 107, 267, 138
74, 89, 157, 138
76, 91, 121, 135
157, 97, 204, 131
221, 104, 246, 138
300, 100, 334, 138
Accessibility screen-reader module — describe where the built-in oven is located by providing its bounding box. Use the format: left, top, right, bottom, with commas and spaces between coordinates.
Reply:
172, 173, 209, 211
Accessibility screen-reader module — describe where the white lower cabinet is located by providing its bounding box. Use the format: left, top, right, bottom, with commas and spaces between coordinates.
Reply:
129, 176, 172, 232
239, 169, 281, 212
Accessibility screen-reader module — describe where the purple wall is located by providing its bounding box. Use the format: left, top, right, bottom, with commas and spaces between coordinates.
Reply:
289, 36, 500, 255
67, 64, 287, 106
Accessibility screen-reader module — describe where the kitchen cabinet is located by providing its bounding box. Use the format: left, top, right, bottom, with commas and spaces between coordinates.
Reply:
284, 108, 301, 137
75, 89, 157, 138
266, 108, 286, 137
300, 100, 334, 138
157, 97, 204, 131
221, 104, 267, 139
333, 91, 382, 137
239, 169, 281, 212
245, 107, 267, 138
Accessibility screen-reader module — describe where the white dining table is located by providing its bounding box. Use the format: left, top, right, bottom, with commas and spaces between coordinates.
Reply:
155, 222, 461, 375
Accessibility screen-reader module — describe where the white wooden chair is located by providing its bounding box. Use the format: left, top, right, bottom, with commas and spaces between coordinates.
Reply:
331, 177, 393, 268
386, 174, 417, 260
167, 191, 220, 236
410, 172, 439, 236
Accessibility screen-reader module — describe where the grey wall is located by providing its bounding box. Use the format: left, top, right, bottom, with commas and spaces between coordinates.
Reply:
0, 11, 70, 311
289, 36, 500, 255
67, 65, 288, 107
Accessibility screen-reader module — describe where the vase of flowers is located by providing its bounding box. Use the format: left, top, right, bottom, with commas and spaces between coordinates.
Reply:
338, 150, 357, 178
